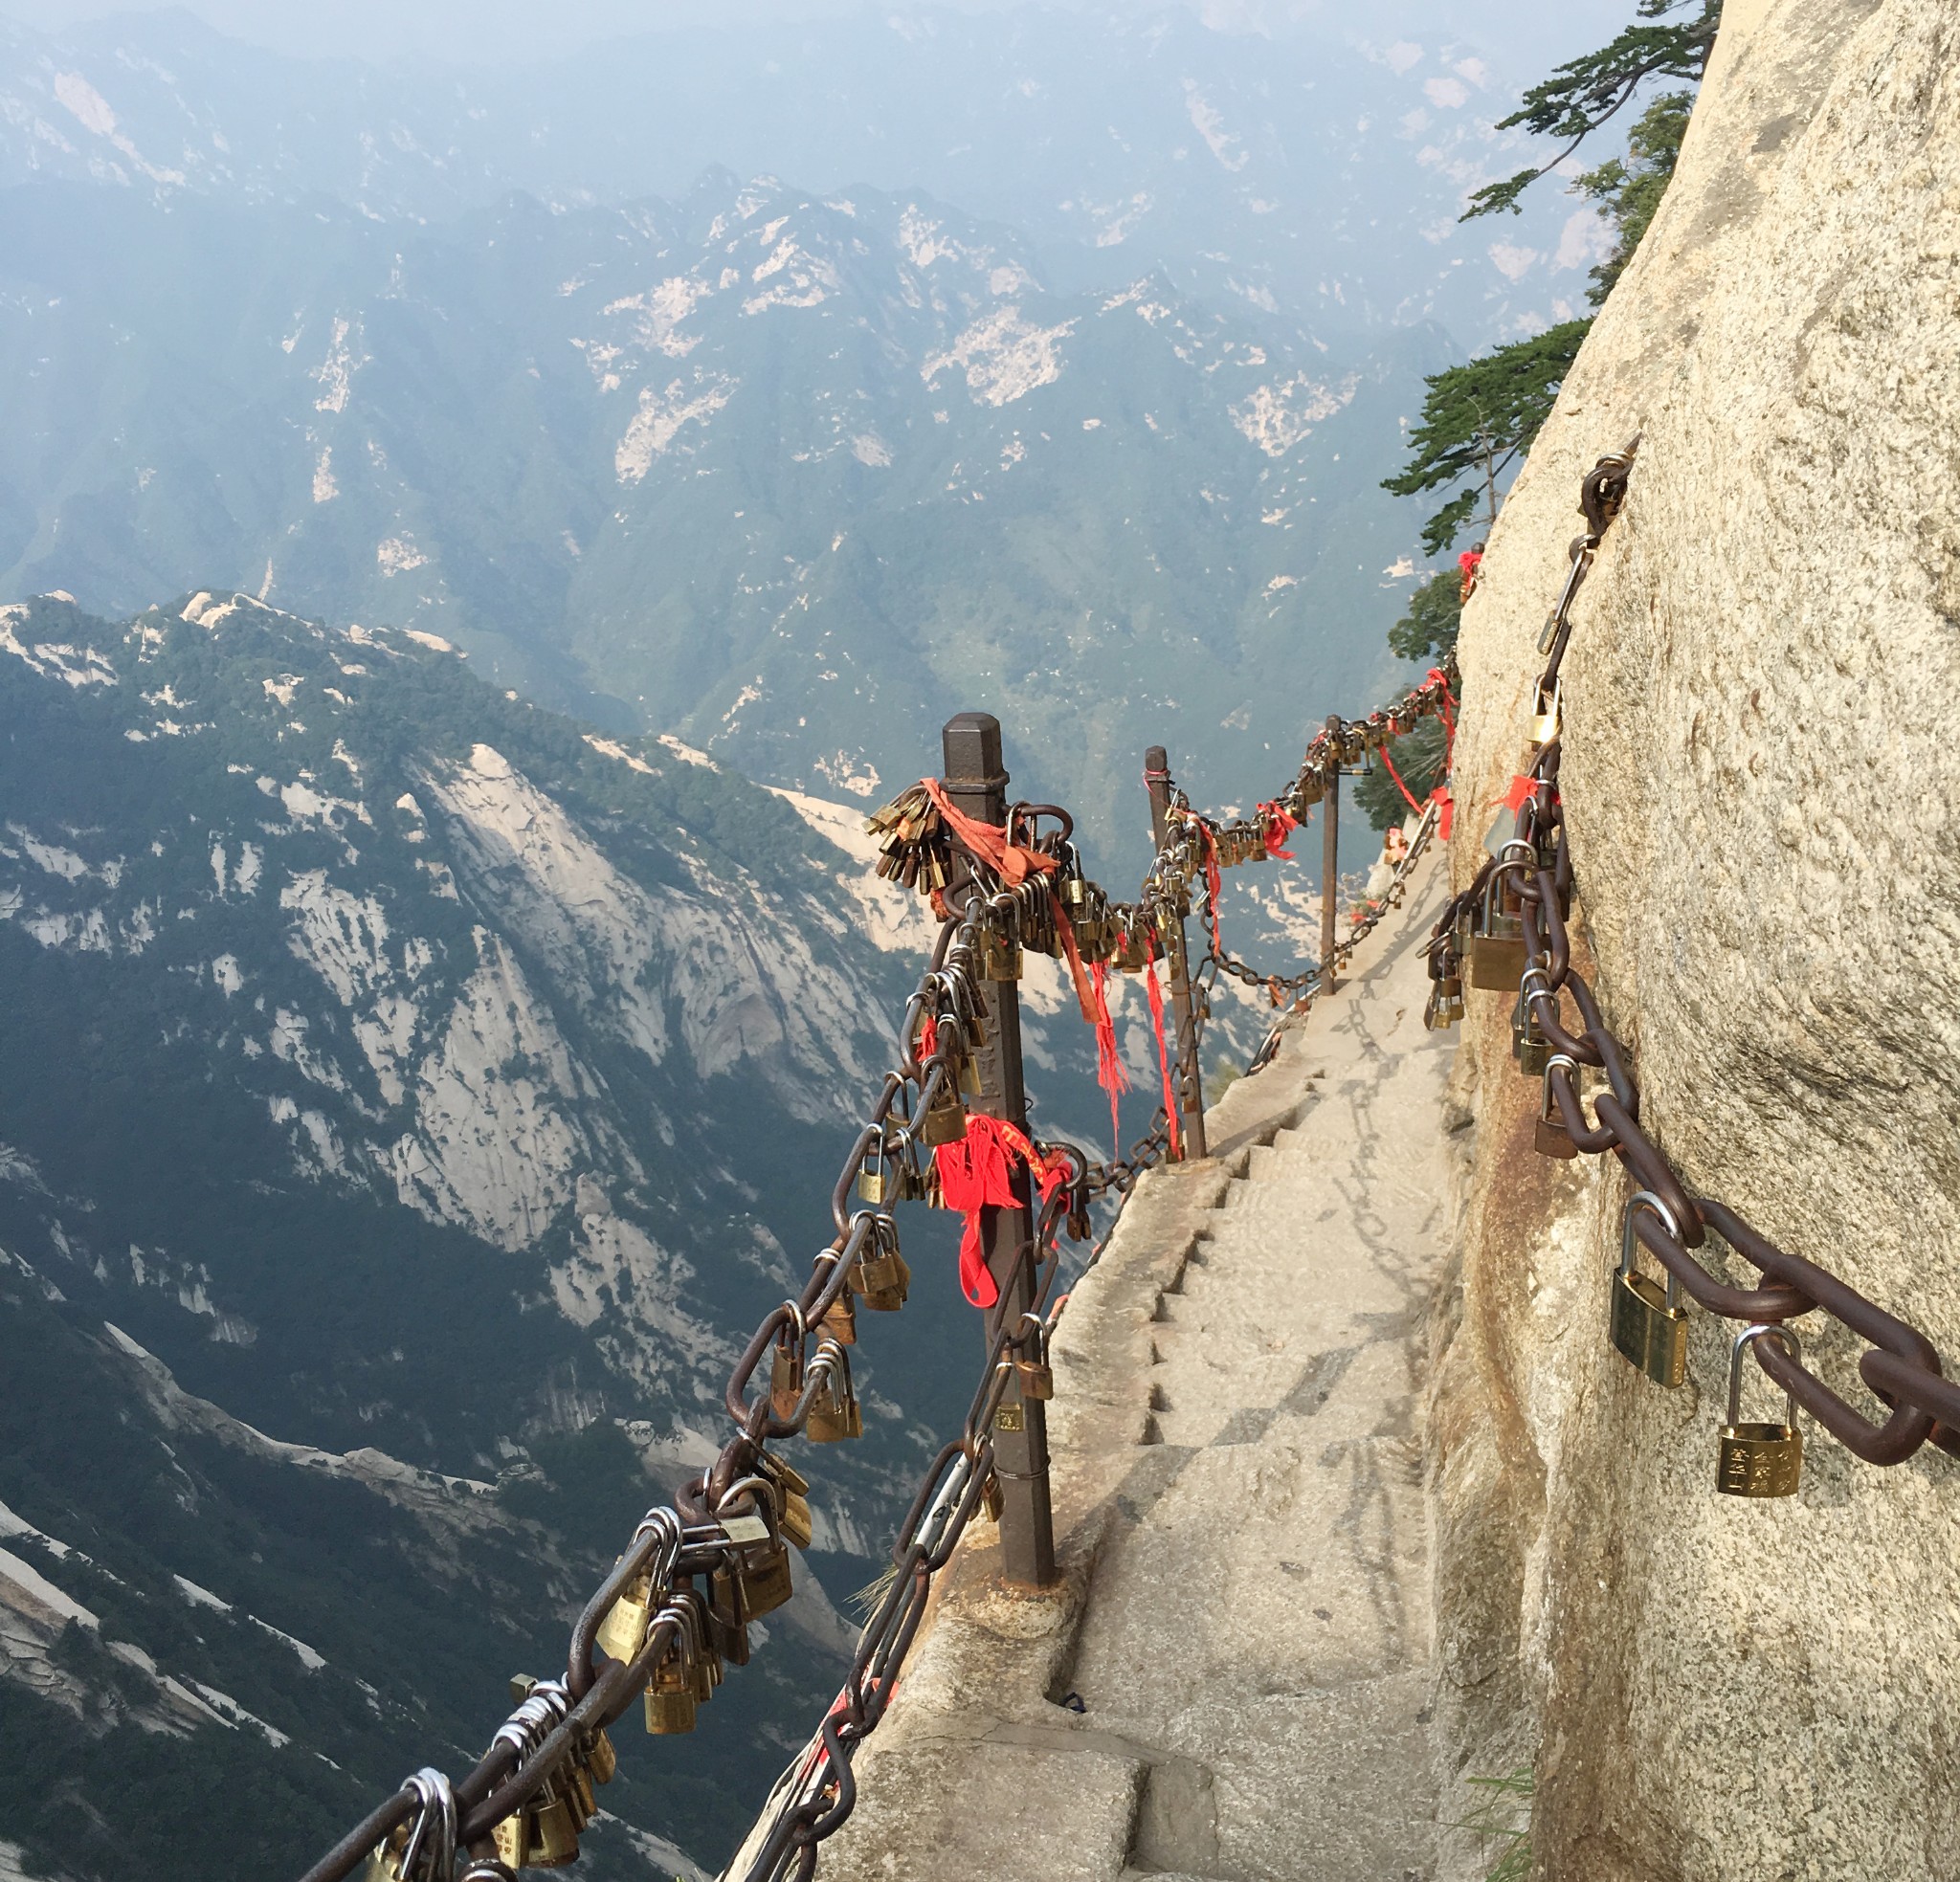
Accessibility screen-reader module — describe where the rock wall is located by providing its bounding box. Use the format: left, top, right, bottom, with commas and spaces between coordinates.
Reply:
1436, 1, 1960, 1876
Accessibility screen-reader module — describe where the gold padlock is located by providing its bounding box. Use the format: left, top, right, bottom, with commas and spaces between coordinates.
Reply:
593, 1573, 651, 1666
921, 1079, 968, 1146
1534, 1055, 1579, 1160
856, 1141, 890, 1206
805, 1340, 863, 1442
583, 1725, 616, 1788
818, 1290, 857, 1347
701, 1570, 749, 1666
1512, 974, 1549, 1076
1015, 1356, 1055, 1401
1529, 675, 1561, 747
642, 1617, 700, 1735
979, 926, 1022, 981
1468, 869, 1528, 991
768, 1328, 805, 1422
853, 1227, 910, 1312
1424, 968, 1464, 1030
524, 1785, 581, 1868
981, 1470, 1004, 1522
1610, 1191, 1688, 1388
756, 1451, 814, 1550
1717, 1324, 1803, 1498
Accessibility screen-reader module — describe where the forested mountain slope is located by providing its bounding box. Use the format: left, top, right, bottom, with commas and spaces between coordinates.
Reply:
0, 589, 979, 1878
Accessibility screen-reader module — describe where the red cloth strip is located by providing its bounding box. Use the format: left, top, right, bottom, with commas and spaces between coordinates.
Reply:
919, 776, 1058, 887
934, 1114, 1070, 1309
1378, 742, 1424, 817
1258, 800, 1298, 861
1090, 960, 1128, 1157
1143, 936, 1183, 1161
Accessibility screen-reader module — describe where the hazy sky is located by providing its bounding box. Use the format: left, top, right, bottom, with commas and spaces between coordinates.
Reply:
1, 0, 1634, 67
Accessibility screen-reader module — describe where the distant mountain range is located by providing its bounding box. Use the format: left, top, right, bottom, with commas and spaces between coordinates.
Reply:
0, 8, 1604, 1871
0, 5, 1607, 871
0, 6, 1604, 336
0, 588, 986, 1877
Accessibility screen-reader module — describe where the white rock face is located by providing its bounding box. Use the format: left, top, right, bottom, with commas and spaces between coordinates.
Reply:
1438, 5, 1960, 1877
390, 929, 589, 1251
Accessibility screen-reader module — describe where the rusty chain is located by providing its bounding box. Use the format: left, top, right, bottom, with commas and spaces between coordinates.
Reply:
297, 663, 1461, 1882
1425, 439, 1960, 1486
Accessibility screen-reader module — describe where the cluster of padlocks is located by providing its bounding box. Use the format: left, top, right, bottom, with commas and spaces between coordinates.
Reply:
1420, 442, 1806, 1503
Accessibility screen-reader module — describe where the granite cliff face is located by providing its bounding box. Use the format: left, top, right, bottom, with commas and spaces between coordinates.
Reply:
1438, 1, 1960, 1875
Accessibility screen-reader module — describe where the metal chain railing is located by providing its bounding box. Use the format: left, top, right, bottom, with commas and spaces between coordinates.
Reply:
1424, 439, 1960, 1494
298, 664, 1459, 1882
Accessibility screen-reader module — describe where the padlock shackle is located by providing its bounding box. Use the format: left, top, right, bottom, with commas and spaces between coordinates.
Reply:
1727, 1322, 1801, 1428
1619, 1189, 1682, 1310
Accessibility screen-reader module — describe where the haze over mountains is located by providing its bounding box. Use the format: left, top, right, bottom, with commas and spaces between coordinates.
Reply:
0, 6, 1616, 1876
0, 3, 1608, 847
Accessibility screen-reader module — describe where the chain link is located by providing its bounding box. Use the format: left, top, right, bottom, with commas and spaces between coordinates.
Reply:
1428, 438, 1960, 1483
297, 661, 1463, 1882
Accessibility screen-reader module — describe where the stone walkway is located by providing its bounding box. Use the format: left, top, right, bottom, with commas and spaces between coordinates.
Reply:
821, 858, 1457, 1882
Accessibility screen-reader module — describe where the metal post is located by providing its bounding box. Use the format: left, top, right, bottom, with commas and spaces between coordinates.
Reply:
941, 712, 1057, 1589
1145, 746, 1207, 1160
1320, 714, 1342, 988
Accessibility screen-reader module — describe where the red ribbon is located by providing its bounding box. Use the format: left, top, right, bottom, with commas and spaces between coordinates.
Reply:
934, 1114, 1070, 1308
919, 776, 1058, 887
1090, 960, 1127, 1157
1143, 935, 1183, 1162
1258, 800, 1299, 861
1378, 742, 1423, 817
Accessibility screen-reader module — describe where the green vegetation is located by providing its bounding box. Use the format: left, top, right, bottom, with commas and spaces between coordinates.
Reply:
1573, 88, 1698, 303
1463, 1, 1720, 222
1372, 3, 1720, 826
1381, 323, 1592, 558
1453, 1766, 1535, 1882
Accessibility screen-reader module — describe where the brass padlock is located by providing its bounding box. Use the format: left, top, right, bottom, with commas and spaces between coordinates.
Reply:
582, 1725, 616, 1788
1534, 1055, 1579, 1160
678, 1585, 722, 1697
921, 1079, 968, 1146
1112, 918, 1149, 973
1468, 870, 1527, 991
979, 926, 1022, 981
768, 1328, 805, 1423
1016, 1355, 1055, 1401
755, 1451, 814, 1551
1014, 1315, 1055, 1400
700, 1569, 749, 1666
525, 1784, 582, 1868
1424, 969, 1464, 1031
981, 1470, 1004, 1522
642, 1616, 700, 1735
1511, 975, 1549, 1076
805, 1340, 863, 1442
856, 1140, 891, 1206
1717, 1324, 1803, 1498
713, 1504, 795, 1621
853, 1224, 910, 1311
593, 1572, 652, 1666
494, 1784, 580, 1871
1610, 1191, 1688, 1388
1529, 675, 1561, 747
818, 1290, 857, 1347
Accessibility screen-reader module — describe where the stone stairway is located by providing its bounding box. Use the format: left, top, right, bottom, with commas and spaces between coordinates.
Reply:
819, 856, 1458, 1882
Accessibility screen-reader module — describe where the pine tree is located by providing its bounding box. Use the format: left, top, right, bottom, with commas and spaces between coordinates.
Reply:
1461, 0, 1720, 222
